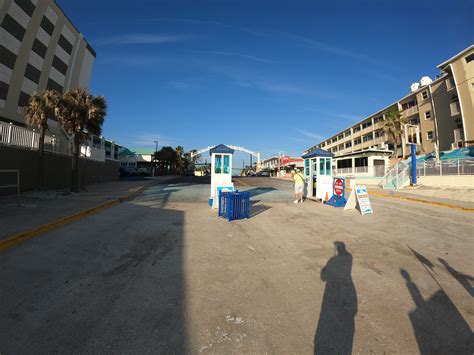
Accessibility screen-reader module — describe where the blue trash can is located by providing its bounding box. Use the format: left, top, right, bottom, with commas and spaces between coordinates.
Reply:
218, 190, 250, 221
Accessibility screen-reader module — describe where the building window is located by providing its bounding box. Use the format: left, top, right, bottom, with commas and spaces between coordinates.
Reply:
1, 14, 26, 42
18, 91, 30, 107
402, 100, 417, 110
446, 77, 455, 90
14, 0, 36, 16
52, 55, 68, 75
24, 63, 41, 84
47, 78, 63, 93
421, 91, 429, 100
0, 45, 17, 69
354, 138, 361, 145
374, 116, 383, 124
339, 144, 344, 150
0, 81, 9, 100
465, 53, 474, 64
362, 121, 372, 129
345, 131, 351, 137
40, 16, 55, 35
331, 137, 337, 143
353, 126, 361, 133
58, 34, 73, 55
427, 131, 433, 140
374, 130, 383, 139
337, 134, 344, 140
345, 141, 352, 148
32, 38, 47, 58
363, 134, 373, 142
304, 159, 310, 175
450, 102, 460, 116
424, 111, 431, 120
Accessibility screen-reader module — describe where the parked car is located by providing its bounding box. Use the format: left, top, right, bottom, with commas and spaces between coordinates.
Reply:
120, 167, 139, 177
137, 167, 151, 176
257, 171, 270, 177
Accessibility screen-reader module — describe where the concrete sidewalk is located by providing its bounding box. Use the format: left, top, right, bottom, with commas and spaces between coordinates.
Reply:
0, 177, 174, 241
366, 185, 474, 210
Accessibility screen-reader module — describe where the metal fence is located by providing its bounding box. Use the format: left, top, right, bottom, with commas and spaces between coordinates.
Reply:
416, 159, 474, 176
333, 165, 386, 177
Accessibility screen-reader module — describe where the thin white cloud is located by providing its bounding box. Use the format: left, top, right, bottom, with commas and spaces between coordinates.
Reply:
294, 128, 325, 141
190, 50, 271, 63
94, 34, 192, 46
280, 32, 387, 67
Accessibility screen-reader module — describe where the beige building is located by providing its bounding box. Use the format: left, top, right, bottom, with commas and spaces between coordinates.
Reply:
306, 45, 474, 160
0, 0, 95, 137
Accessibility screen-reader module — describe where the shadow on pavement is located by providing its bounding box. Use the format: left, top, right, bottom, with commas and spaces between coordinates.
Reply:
314, 241, 357, 355
0, 191, 188, 353
400, 268, 473, 354
438, 258, 474, 297
249, 201, 272, 218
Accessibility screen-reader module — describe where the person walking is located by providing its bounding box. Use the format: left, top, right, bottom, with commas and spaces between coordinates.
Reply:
292, 169, 305, 203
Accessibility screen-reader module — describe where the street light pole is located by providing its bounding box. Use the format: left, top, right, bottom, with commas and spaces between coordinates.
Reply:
153, 140, 158, 177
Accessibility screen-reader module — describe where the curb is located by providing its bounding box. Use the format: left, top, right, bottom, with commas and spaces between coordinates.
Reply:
368, 190, 474, 212
0, 183, 151, 253
344, 187, 473, 212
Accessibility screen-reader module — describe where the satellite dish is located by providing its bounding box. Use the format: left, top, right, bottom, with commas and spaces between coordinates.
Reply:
410, 82, 420, 92
420, 76, 433, 86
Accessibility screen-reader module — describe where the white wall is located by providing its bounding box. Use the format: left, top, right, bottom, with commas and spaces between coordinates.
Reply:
418, 175, 474, 188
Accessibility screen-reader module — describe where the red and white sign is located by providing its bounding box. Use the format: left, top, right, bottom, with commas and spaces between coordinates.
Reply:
334, 178, 344, 196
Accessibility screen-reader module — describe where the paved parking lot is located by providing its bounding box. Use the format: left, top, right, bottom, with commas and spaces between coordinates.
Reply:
1, 176, 472, 353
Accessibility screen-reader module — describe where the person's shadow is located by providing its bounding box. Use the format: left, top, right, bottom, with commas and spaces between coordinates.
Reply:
314, 241, 357, 355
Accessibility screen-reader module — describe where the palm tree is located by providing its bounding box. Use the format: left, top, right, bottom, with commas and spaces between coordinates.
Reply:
22, 90, 59, 190
382, 106, 407, 157
56, 88, 107, 192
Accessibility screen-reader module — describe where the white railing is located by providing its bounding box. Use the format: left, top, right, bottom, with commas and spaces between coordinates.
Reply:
381, 162, 410, 189
0, 122, 39, 149
0, 121, 106, 160
416, 159, 474, 176
80, 145, 105, 162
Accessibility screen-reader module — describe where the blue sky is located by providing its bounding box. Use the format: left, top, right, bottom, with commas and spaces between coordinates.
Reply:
59, 0, 472, 160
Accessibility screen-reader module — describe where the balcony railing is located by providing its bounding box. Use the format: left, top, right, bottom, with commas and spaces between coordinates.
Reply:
402, 106, 419, 117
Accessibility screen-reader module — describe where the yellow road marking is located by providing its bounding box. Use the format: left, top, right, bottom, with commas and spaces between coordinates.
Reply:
0, 183, 151, 253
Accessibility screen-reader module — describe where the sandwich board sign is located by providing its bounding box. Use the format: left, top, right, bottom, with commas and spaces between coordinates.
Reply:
344, 185, 373, 215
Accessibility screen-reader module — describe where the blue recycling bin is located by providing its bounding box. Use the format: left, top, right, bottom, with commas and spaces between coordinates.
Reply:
218, 190, 250, 221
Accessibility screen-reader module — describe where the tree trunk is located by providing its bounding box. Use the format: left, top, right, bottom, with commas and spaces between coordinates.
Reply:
37, 124, 46, 190
71, 135, 80, 192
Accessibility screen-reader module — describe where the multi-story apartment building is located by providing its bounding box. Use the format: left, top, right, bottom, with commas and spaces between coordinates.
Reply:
305, 45, 474, 159
0, 0, 96, 138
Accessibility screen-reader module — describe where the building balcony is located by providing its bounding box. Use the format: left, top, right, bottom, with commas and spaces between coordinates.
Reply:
402, 106, 419, 117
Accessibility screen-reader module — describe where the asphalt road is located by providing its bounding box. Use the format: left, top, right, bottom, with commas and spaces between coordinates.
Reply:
1, 176, 473, 353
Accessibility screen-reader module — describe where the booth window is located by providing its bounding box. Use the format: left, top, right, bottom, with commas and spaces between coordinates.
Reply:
215, 154, 222, 173
325, 159, 331, 175
320, 158, 325, 175
223, 155, 230, 174
305, 159, 310, 175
